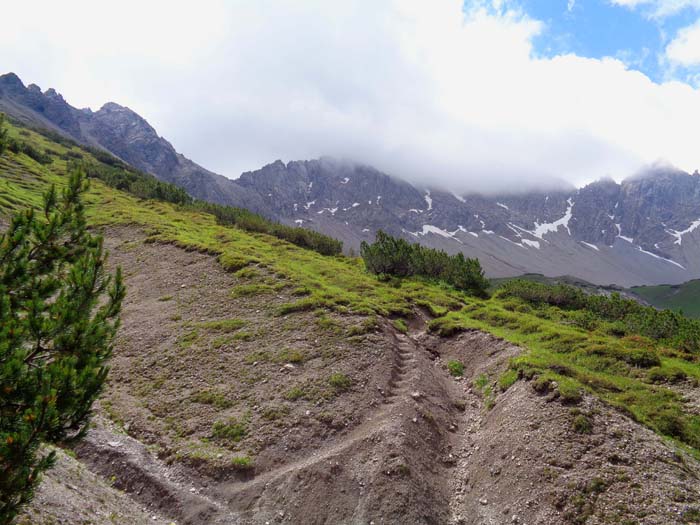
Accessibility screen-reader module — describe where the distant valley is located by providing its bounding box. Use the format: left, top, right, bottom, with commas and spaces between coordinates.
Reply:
631, 279, 700, 319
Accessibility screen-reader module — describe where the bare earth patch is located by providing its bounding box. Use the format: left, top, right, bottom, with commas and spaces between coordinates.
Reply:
23, 226, 700, 525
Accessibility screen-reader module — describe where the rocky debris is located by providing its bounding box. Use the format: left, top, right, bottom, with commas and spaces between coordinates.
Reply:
18, 226, 700, 525
16, 445, 171, 525
434, 330, 700, 525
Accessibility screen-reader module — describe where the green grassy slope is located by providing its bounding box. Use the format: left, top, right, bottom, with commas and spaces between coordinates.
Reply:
632, 281, 700, 319
489, 273, 615, 294
2, 118, 700, 456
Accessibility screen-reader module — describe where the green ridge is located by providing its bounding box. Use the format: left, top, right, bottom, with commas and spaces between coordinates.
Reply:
632, 281, 700, 319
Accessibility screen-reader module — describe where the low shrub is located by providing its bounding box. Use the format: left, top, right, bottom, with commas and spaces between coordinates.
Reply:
647, 366, 687, 384
285, 387, 305, 401
360, 231, 490, 297
212, 417, 247, 442
191, 390, 233, 409
572, 412, 592, 434
393, 318, 408, 333
328, 372, 352, 391
498, 369, 518, 391
231, 455, 254, 470
448, 360, 465, 377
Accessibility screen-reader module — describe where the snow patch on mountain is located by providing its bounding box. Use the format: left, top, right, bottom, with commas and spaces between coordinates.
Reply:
412, 225, 463, 244
531, 199, 573, 239
667, 218, 700, 245
636, 246, 686, 270
580, 241, 600, 251
521, 239, 540, 249
500, 236, 525, 248
424, 190, 433, 211
614, 223, 634, 243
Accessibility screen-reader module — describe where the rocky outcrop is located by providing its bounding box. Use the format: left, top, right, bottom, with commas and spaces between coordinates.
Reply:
0, 72, 252, 209
3, 72, 700, 286
234, 160, 700, 286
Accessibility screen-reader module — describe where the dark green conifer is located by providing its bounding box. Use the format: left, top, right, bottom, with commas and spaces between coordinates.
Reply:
0, 168, 125, 524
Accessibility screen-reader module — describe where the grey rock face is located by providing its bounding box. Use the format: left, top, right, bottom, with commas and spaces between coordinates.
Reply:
234, 159, 700, 286
0, 72, 249, 209
2, 72, 700, 286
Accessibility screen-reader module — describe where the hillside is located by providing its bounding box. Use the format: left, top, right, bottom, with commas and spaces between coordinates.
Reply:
3, 118, 700, 524
0, 72, 264, 210
3, 72, 700, 287
632, 280, 700, 319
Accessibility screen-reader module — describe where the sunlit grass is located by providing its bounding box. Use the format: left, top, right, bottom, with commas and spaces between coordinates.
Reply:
2, 118, 700, 454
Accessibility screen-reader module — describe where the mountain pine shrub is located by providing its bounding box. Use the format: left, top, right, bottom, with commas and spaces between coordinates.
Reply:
360, 230, 489, 297
497, 279, 700, 353
0, 169, 125, 524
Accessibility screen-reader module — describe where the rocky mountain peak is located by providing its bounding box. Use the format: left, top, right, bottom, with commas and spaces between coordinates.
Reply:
0, 72, 26, 94
2, 71, 700, 287
94, 102, 159, 138
98, 101, 129, 113
43, 87, 66, 102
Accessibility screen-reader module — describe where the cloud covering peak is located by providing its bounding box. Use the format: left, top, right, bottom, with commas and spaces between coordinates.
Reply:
2, 0, 700, 193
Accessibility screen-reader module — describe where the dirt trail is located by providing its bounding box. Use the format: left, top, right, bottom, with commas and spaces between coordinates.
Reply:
77, 317, 700, 525
217, 323, 444, 521
66, 228, 456, 525
26, 231, 700, 525
73, 305, 454, 525
385, 332, 419, 403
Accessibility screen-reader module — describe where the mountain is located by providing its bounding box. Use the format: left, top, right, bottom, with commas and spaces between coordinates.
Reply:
0, 72, 265, 209
234, 159, 700, 286
4, 119, 700, 524
3, 72, 700, 287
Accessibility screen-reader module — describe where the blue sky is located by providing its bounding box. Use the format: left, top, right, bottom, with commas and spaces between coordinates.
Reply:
498, 0, 700, 84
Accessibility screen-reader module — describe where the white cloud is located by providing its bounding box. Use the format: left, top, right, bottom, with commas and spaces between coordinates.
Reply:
610, 0, 700, 17
667, 19, 700, 65
1, 0, 700, 194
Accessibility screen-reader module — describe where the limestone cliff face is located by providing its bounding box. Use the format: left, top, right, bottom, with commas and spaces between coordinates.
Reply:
3, 72, 700, 286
